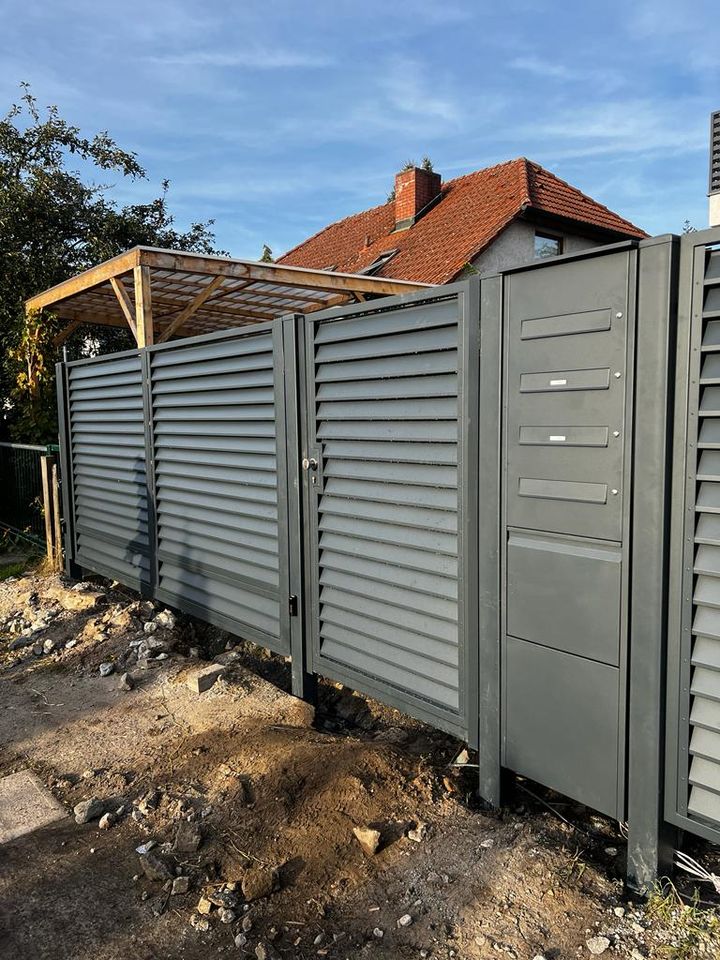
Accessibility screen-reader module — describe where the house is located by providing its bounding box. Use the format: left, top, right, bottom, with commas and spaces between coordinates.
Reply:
278, 157, 647, 284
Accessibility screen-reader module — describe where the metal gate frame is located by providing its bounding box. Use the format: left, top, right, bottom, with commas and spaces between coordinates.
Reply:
299, 282, 480, 744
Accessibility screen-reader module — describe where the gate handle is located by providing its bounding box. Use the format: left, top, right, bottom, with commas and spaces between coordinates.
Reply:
302, 457, 318, 471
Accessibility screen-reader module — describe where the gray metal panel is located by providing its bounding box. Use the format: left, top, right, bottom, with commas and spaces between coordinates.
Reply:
507, 529, 621, 665
667, 227, 720, 843
67, 353, 150, 591
505, 251, 631, 541
150, 325, 290, 654
304, 286, 477, 738
502, 248, 636, 821
505, 637, 620, 818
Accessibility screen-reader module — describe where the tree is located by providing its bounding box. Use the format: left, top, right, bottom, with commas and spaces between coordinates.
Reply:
260, 244, 274, 262
0, 83, 225, 442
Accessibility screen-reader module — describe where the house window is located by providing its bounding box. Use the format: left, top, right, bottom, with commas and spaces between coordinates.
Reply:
534, 231, 563, 259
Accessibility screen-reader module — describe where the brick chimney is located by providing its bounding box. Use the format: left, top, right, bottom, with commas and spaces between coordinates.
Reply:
394, 166, 442, 230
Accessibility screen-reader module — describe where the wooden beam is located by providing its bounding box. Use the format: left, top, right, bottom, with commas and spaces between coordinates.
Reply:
157, 275, 225, 342
133, 265, 153, 347
109, 277, 138, 341
25, 248, 140, 311
53, 319, 82, 346
139, 249, 430, 297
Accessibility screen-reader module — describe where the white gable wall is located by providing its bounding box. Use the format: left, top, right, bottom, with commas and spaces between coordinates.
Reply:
469, 219, 605, 277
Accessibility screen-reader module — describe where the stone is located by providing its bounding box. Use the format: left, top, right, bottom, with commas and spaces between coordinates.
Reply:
99, 662, 114, 677
98, 812, 115, 830
186, 664, 226, 694
454, 748, 470, 765
196, 895, 214, 915
235, 933, 248, 948
352, 826, 381, 857
173, 820, 202, 854
119, 672, 134, 691
255, 945, 279, 960
74, 797, 104, 824
613, 907, 625, 918
480, 838, 495, 849
171, 876, 190, 895
242, 915, 253, 932
241, 866, 277, 901
372, 928, 384, 939
408, 821, 427, 842
190, 914, 210, 932
397, 914, 412, 927
48, 586, 105, 611
154, 610, 176, 630
143, 621, 158, 634
207, 887, 239, 909
586, 937, 611, 956
139, 850, 175, 882
43, 638, 57, 654
219, 908, 236, 924
8, 635, 35, 651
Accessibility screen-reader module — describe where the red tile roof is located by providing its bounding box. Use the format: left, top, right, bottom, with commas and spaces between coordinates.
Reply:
278, 158, 647, 284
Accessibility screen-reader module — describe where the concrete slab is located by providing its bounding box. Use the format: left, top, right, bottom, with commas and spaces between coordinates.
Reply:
0, 770, 67, 843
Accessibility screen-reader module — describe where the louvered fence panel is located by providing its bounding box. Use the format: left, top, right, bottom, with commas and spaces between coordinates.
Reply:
150, 328, 289, 652
669, 237, 720, 842
67, 353, 150, 589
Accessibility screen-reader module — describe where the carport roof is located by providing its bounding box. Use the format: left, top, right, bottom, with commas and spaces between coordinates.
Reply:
25, 246, 431, 347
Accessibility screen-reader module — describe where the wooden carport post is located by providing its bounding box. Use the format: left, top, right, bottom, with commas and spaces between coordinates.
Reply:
40, 453, 62, 571
133, 265, 154, 347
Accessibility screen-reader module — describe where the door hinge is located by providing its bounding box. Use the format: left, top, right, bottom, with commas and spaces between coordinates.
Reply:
289, 595, 298, 617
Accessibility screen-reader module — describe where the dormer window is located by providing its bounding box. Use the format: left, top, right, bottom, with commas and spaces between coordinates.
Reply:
359, 249, 398, 275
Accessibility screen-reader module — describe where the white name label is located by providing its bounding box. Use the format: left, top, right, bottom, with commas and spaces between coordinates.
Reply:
549, 378, 567, 386
549, 435, 566, 442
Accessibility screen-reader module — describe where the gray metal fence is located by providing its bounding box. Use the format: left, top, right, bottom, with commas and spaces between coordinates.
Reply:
0, 441, 48, 542
57, 231, 720, 891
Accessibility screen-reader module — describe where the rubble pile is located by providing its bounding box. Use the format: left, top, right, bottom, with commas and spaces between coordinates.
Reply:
0, 576, 194, 678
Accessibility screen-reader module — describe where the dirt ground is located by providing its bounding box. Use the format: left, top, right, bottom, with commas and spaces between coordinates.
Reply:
0, 568, 719, 960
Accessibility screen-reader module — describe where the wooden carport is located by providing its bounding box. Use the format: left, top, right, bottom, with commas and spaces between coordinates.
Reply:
26, 246, 431, 347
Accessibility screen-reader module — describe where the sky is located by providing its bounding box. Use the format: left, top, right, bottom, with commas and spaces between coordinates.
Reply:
1, 0, 718, 259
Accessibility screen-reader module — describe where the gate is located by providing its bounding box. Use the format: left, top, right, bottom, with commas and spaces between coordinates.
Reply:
667, 226, 720, 843
301, 286, 478, 741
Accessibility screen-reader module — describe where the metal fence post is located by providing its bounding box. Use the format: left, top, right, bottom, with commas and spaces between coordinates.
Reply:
477, 274, 503, 806
626, 236, 679, 893
284, 314, 317, 705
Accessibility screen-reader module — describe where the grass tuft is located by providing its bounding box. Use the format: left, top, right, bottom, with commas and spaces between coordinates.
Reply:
0, 562, 27, 581
647, 881, 720, 959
